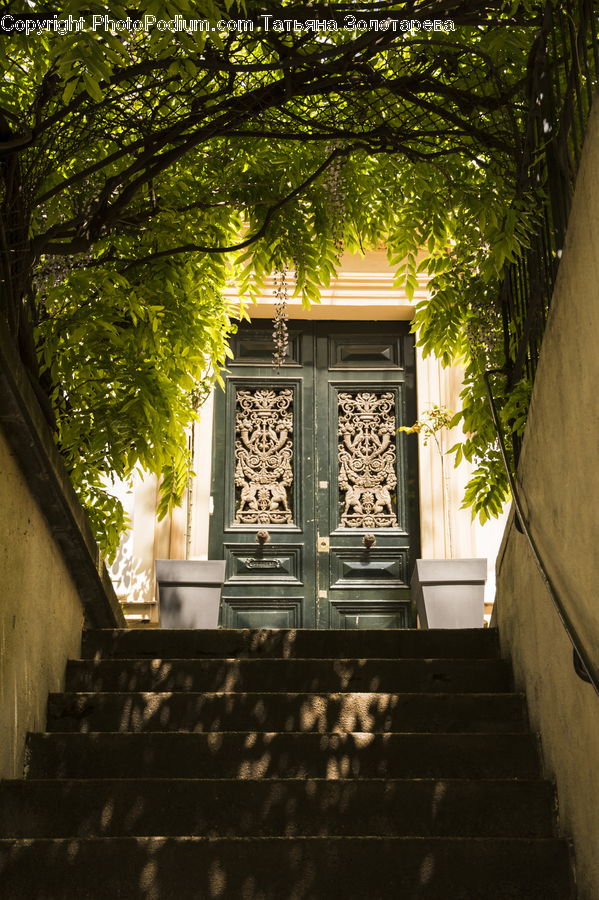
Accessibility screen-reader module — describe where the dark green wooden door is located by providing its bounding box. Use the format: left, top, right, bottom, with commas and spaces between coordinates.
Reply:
209, 320, 419, 629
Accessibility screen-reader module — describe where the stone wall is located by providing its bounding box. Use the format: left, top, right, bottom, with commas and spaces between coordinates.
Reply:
496, 97, 599, 900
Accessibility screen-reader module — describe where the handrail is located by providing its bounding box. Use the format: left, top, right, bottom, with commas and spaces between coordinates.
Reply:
483, 371, 599, 696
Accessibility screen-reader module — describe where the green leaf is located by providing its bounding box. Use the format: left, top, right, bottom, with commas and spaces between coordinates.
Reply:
62, 78, 79, 104
83, 73, 103, 102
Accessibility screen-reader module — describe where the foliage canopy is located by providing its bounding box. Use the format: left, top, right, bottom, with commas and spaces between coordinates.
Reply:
0, 1, 543, 555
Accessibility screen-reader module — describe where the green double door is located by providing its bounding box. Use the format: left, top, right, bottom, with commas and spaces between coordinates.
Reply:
209, 320, 419, 629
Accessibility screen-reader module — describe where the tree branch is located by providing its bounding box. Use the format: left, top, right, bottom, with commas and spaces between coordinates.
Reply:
41, 145, 357, 263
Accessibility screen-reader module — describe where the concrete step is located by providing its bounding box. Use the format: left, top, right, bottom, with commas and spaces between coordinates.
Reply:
0, 778, 556, 839
82, 627, 500, 660
0, 836, 575, 900
64, 657, 512, 694
46, 690, 528, 734
25, 732, 541, 780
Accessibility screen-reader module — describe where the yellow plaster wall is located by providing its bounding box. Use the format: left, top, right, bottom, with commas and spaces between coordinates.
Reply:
0, 429, 84, 778
495, 98, 599, 900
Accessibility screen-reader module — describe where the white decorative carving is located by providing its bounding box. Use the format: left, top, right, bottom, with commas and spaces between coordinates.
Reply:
338, 391, 398, 528
234, 388, 294, 524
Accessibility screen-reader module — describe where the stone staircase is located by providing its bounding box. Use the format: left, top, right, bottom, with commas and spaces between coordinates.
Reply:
0, 628, 576, 899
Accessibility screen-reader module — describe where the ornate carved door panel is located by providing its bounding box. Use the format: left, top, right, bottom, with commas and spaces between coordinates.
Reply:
209, 321, 418, 629
209, 326, 317, 628
313, 326, 418, 628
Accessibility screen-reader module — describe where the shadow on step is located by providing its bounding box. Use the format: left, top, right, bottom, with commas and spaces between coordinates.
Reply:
0, 835, 575, 900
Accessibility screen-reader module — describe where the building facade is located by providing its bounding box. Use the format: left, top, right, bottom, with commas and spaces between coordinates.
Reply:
110, 249, 506, 625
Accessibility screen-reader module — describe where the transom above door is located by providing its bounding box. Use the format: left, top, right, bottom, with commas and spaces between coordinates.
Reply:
209, 320, 419, 629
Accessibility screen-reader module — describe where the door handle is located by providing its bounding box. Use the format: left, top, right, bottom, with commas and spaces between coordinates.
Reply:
256, 530, 270, 545
362, 533, 376, 550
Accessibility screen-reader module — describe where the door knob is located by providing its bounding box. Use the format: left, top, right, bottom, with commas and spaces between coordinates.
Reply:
256, 530, 270, 545
362, 533, 376, 550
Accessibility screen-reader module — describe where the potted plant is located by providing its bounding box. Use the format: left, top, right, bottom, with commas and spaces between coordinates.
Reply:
155, 559, 226, 629
399, 406, 487, 629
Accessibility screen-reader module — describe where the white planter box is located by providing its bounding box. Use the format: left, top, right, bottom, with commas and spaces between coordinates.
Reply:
411, 559, 487, 629
155, 560, 226, 629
